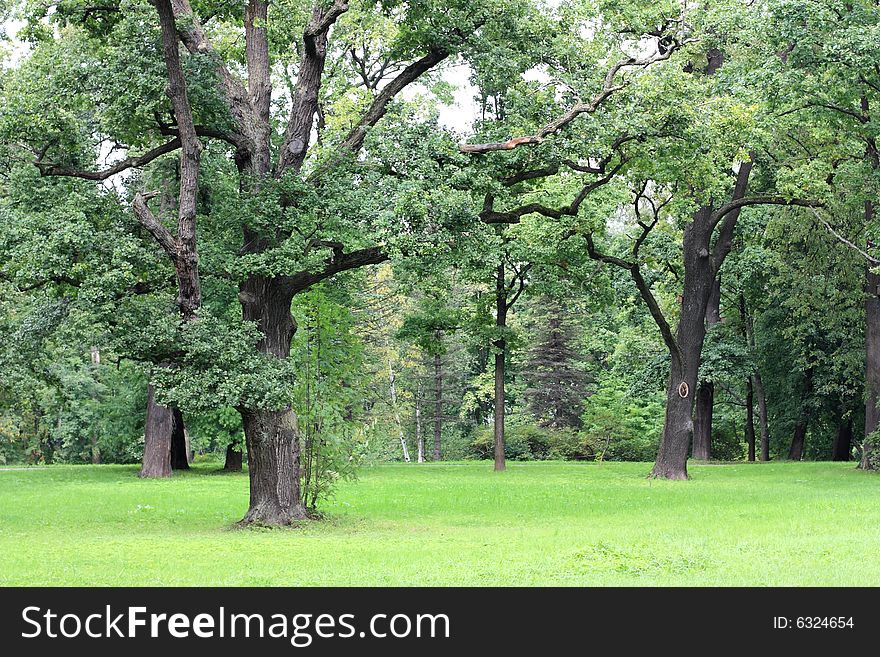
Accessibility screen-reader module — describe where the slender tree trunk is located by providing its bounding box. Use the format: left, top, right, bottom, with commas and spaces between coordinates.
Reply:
224, 443, 243, 471
788, 370, 813, 461
140, 384, 173, 478
863, 206, 880, 469
693, 278, 720, 460
753, 372, 770, 461
742, 294, 770, 462
416, 381, 425, 463
184, 427, 193, 464
89, 346, 102, 464
494, 261, 507, 472
169, 407, 189, 470
135, 3, 204, 479
433, 349, 442, 461
832, 416, 853, 462
745, 377, 756, 462
388, 357, 411, 463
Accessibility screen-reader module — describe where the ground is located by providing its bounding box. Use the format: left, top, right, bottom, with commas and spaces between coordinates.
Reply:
1, 460, 877, 586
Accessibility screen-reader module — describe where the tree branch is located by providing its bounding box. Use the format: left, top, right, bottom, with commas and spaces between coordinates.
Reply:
35, 138, 182, 180
812, 207, 879, 265
311, 46, 449, 178
169, 0, 252, 150
282, 245, 389, 295
458, 41, 690, 155
709, 195, 823, 228
132, 192, 179, 258
276, 1, 350, 176
481, 159, 627, 225
584, 232, 682, 361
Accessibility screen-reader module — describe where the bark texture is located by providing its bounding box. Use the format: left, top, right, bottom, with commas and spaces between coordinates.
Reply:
241, 408, 305, 525
140, 384, 173, 478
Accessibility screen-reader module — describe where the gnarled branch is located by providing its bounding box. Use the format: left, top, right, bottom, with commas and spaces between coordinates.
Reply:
35, 138, 182, 181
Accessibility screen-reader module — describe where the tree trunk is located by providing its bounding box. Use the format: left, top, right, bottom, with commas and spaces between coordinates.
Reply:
863, 233, 880, 469
789, 370, 813, 461
388, 357, 411, 463
237, 276, 306, 525
651, 214, 716, 479
224, 443, 243, 471
89, 346, 102, 464
240, 408, 305, 525
753, 372, 770, 461
832, 416, 853, 462
789, 420, 808, 461
169, 407, 189, 470
692, 382, 714, 461
415, 381, 425, 463
90, 434, 101, 465
653, 351, 700, 479
745, 377, 756, 462
433, 349, 442, 461
140, 384, 173, 478
493, 262, 507, 472
693, 277, 720, 460
184, 427, 193, 464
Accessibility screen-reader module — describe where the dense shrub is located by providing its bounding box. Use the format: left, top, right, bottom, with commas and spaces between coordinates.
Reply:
469, 421, 594, 461
546, 428, 594, 460
470, 425, 534, 460
580, 378, 664, 461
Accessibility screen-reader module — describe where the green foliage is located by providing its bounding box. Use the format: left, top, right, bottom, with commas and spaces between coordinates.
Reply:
291, 287, 366, 510
580, 377, 664, 461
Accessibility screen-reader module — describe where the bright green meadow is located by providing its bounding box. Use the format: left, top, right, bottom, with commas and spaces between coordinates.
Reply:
1, 461, 877, 586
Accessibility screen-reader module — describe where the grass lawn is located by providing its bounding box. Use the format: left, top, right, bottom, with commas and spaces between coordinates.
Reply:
0, 460, 878, 586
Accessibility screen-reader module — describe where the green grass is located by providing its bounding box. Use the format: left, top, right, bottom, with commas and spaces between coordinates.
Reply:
1, 460, 878, 586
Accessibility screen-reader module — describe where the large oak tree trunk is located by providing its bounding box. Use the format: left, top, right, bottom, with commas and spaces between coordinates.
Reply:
237, 275, 306, 525
651, 215, 715, 479
654, 351, 701, 479
241, 408, 305, 525
140, 384, 173, 478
